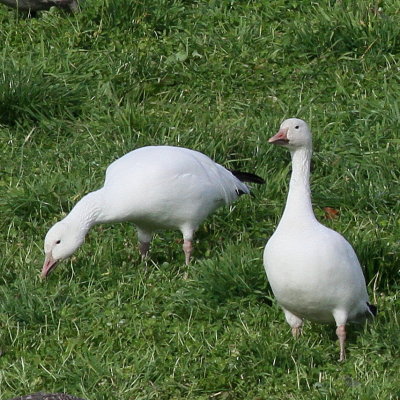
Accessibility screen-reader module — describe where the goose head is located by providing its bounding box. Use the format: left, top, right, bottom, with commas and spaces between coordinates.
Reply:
269, 118, 312, 149
41, 221, 84, 278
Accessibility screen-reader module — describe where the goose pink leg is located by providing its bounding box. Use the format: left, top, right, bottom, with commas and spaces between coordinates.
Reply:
183, 239, 193, 265
139, 241, 150, 259
137, 229, 152, 260
336, 324, 347, 362
292, 326, 302, 338
283, 308, 303, 338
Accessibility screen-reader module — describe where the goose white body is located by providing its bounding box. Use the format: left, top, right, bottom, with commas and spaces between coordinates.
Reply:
42, 145, 262, 277
100, 145, 244, 229
265, 217, 370, 324
263, 118, 375, 361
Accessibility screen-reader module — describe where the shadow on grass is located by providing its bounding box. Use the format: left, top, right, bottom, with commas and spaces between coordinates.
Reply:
0, 64, 87, 127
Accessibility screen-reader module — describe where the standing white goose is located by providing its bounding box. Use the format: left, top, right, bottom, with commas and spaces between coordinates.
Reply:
42, 145, 264, 278
263, 118, 376, 361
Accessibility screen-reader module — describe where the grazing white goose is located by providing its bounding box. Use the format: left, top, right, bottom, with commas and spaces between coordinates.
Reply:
42, 145, 264, 278
263, 118, 376, 361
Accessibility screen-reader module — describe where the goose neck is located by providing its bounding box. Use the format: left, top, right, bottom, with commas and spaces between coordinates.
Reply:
64, 190, 105, 234
281, 146, 315, 222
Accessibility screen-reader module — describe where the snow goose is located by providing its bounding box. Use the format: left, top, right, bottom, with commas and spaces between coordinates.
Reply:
263, 118, 376, 361
8, 394, 86, 400
42, 145, 264, 278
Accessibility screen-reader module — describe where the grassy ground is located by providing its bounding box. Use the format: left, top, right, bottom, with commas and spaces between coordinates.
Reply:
0, 0, 399, 399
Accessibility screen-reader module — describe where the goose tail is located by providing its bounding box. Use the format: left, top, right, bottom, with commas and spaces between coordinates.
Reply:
230, 170, 265, 184
367, 302, 377, 318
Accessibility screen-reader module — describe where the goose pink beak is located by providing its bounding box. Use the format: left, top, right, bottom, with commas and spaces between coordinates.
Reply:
41, 253, 59, 279
269, 128, 289, 145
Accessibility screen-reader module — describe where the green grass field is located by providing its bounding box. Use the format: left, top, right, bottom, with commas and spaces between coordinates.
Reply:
1, 0, 399, 399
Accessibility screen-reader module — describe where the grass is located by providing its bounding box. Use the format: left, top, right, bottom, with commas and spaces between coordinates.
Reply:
0, 0, 399, 399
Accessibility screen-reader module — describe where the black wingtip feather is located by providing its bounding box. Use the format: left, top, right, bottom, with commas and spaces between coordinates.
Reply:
230, 170, 265, 184
367, 302, 377, 317
235, 188, 247, 196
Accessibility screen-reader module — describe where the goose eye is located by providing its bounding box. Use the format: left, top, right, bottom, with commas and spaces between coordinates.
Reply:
295, 125, 299, 129
56, 240, 61, 244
